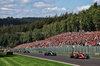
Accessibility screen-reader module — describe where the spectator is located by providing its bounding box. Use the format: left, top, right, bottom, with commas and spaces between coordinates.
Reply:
14, 31, 100, 49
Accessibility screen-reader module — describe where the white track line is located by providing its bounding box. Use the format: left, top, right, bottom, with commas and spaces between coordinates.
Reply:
14, 53, 80, 66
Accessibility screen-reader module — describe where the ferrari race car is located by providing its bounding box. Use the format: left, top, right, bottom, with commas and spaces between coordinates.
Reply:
44, 51, 57, 56
70, 52, 90, 59
39, 51, 42, 53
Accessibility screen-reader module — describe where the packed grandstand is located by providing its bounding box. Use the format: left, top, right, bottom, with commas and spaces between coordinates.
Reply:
14, 31, 100, 49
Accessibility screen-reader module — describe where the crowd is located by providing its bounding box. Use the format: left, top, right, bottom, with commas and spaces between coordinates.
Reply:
14, 31, 100, 49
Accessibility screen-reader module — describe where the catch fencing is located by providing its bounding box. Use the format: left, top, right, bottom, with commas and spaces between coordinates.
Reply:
13, 45, 100, 56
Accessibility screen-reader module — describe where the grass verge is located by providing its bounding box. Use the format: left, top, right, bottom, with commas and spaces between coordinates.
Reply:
0, 52, 72, 66
91, 57, 100, 58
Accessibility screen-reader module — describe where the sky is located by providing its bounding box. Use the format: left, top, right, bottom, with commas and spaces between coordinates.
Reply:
0, 0, 100, 18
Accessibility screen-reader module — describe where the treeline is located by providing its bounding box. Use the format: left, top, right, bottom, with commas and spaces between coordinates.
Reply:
0, 14, 67, 34
0, 3, 100, 48
0, 17, 43, 26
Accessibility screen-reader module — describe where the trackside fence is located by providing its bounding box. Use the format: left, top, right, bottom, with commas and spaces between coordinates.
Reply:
13, 45, 100, 56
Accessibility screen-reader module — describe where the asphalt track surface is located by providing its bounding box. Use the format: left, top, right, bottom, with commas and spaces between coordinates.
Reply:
14, 52, 100, 66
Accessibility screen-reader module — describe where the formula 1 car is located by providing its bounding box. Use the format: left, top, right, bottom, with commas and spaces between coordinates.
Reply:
6, 50, 13, 55
7, 52, 13, 55
70, 52, 90, 59
44, 51, 57, 56
23, 50, 30, 53
39, 51, 42, 53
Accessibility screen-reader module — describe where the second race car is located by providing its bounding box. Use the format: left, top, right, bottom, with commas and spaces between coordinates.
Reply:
44, 51, 57, 56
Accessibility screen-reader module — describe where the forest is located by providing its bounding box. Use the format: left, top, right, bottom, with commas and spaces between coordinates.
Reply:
0, 17, 43, 26
0, 3, 100, 48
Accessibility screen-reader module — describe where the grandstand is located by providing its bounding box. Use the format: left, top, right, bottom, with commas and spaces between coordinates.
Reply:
14, 31, 100, 49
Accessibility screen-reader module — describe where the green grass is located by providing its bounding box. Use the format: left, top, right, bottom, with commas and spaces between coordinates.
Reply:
0, 52, 72, 66
91, 56, 100, 58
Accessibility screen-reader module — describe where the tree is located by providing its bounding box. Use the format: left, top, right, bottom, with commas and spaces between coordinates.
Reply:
94, 2, 97, 8
93, 6, 100, 31
32, 29, 42, 41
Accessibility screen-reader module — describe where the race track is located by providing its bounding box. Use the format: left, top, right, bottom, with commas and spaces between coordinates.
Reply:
14, 52, 100, 66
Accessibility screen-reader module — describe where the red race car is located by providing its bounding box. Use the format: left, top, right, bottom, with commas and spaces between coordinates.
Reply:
70, 52, 90, 59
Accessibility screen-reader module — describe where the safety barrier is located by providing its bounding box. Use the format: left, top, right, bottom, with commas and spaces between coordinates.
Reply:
13, 45, 100, 56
